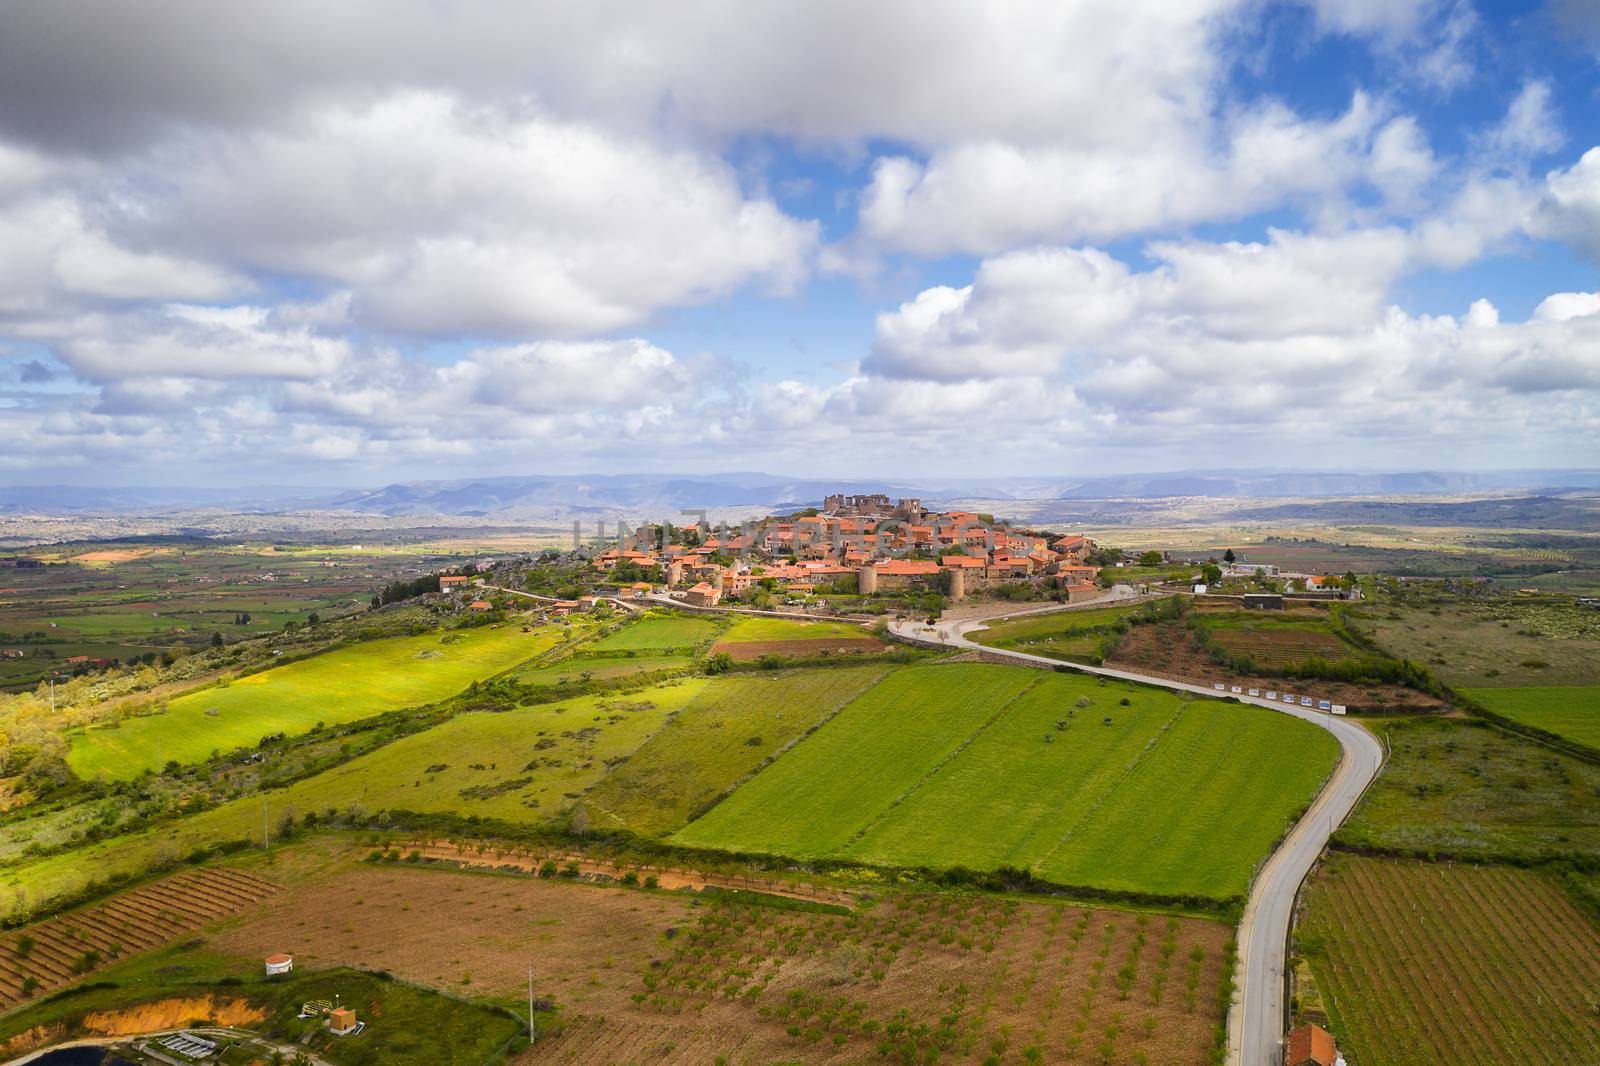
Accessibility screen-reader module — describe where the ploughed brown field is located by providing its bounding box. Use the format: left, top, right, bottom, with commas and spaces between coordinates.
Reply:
0, 869, 278, 1009
711, 636, 885, 661
1206, 628, 1350, 668
211, 856, 1231, 1064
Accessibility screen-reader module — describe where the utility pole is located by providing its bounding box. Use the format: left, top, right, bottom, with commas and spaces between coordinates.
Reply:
262, 799, 269, 849
527, 967, 536, 1043
48, 679, 55, 715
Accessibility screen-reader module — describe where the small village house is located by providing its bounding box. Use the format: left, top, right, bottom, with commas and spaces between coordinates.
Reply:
328, 1007, 360, 1036
1284, 1023, 1338, 1066
684, 582, 723, 607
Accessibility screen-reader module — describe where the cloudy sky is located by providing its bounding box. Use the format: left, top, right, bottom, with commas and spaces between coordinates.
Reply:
2, 1, 1598, 487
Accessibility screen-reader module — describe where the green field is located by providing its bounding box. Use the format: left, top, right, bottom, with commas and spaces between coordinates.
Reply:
1337, 716, 1600, 864
716, 616, 874, 643
584, 665, 891, 835
66, 624, 568, 779
512, 651, 692, 687
674, 663, 1338, 901
969, 602, 1151, 662
588, 613, 721, 651
1463, 685, 1600, 750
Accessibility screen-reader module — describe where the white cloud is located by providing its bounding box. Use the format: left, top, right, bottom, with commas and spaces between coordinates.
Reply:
1539, 148, 1600, 261
123, 93, 816, 337
856, 94, 1433, 255
51, 303, 352, 383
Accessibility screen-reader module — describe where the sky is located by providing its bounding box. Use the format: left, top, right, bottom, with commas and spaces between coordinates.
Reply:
1, 0, 1599, 488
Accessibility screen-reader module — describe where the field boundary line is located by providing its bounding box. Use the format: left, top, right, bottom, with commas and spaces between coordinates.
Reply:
835, 674, 1045, 852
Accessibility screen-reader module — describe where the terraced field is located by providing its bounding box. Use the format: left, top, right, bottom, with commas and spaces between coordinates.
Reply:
67, 623, 566, 779
1299, 854, 1600, 1065
1462, 684, 1600, 751
0, 869, 278, 1009
675, 663, 1338, 902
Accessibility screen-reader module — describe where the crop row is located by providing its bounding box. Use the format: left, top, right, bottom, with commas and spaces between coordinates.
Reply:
0, 868, 278, 1008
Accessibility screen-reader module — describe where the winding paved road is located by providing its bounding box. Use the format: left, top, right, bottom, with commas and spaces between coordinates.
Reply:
887, 597, 1383, 1066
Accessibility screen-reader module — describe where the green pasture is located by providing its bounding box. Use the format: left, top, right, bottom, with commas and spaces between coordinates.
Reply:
585, 665, 892, 836
66, 624, 566, 779
716, 615, 874, 644
1337, 716, 1600, 864
587, 613, 721, 651
1464, 684, 1600, 751
676, 663, 1338, 901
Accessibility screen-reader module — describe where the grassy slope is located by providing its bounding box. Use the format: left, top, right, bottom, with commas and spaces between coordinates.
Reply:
672, 665, 1036, 856
587, 614, 720, 651
1462, 684, 1600, 751
67, 624, 567, 779
677, 663, 1337, 901
1337, 716, 1600, 863
715, 616, 874, 643
584, 664, 892, 836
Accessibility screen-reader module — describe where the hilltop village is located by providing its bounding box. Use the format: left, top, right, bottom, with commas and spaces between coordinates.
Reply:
587, 493, 1100, 608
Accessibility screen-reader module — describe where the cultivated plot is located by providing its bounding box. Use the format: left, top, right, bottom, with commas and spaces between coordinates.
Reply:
587, 613, 721, 652
67, 624, 565, 778
584, 664, 892, 836
677, 663, 1338, 902
1299, 853, 1600, 1066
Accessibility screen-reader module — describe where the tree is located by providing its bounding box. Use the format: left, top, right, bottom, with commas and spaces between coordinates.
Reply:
1138, 550, 1163, 566
307, 612, 320, 626
1201, 563, 1222, 585
210, 632, 224, 648
1223, 548, 1236, 564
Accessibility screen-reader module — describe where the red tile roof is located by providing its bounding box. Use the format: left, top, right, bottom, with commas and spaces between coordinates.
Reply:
1284, 1024, 1336, 1066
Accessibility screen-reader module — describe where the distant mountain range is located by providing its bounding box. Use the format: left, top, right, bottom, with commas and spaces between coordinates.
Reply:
3, 469, 1598, 518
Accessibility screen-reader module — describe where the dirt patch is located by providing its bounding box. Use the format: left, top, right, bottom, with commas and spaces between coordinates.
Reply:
1110, 624, 1446, 713
712, 637, 884, 661
208, 852, 1229, 1066
1208, 628, 1353, 668
72, 550, 155, 565
83, 995, 264, 1034
386, 841, 855, 906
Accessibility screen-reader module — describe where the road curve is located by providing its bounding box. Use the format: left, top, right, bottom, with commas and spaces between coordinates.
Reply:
886, 603, 1383, 1066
